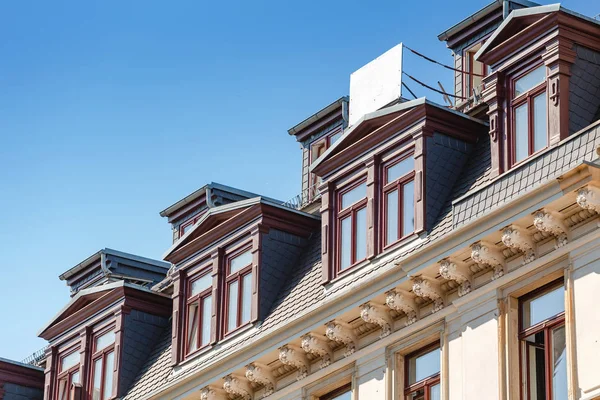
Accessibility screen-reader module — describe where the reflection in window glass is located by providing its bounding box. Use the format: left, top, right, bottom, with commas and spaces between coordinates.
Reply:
102, 351, 114, 400
386, 157, 414, 183
71, 371, 80, 384
60, 351, 80, 372
340, 217, 352, 270
241, 273, 252, 324
190, 274, 212, 296
403, 181, 415, 236
341, 183, 367, 209
386, 190, 399, 245
230, 250, 252, 274
409, 347, 440, 384
227, 281, 239, 332
430, 384, 441, 400
533, 92, 547, 153
515, 66, 546, 97
201, 296, 212, 347
355, 208, 367, 263
187, 303, 199, 352
515, 103, 529, 163
552, 326, 568, 400
330, 130, 342, 145
95, 331, 115, 352
522, 286, 564, 329
92, 359, 102, 400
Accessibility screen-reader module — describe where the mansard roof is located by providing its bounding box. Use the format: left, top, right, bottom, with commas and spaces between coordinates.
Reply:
163, 196, 320, 263
475, 4, 600, 63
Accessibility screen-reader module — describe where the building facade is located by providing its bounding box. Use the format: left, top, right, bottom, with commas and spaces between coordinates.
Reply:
10, 2, 600, 400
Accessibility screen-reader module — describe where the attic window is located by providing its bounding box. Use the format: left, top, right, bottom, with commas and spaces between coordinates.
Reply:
186, 269, 213, 354
337, 181, 368, 271
464, 42, 488, 98
91, 328, 116, 400
383, 154, 415, 247
57, 349, 80, 400
225, 248, 253, 334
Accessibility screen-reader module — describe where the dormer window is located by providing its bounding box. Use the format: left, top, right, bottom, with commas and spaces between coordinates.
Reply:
57, 349, 80, 400
464, 42, 488, 98
91, 328, 116, 400
511, 65, 547, 165
225, 247, 253, 334
382, 153, 415, 247
337, 180, 368, 272
186, 268, 213, 354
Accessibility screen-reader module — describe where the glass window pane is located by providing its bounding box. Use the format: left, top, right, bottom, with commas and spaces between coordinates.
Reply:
58, 379, 67, 400
386, 190, 399, 245
533, 92, 547, 153
329, 131, 342, 145
187, 303, 199, 353
525, 332, 547, 400
552, 326, 568, 400
102, 351, 114, 400
200, 296, 212, 347
355, 207, 367, 263
95, 331, 115, 352
430, 383, 441, 400
71, 371, 80, 385
409, 347, 440, 385
340, 216, 352, 270
387, 157, 414, 183
522, 285, 564, 329
60, 351, 79, 372
190, 273, 212, 296
515, 66, 546, 97
92, 359, 102, 400
341, 183, 366, 209
241, 273, 252, 324
402, 181, 415, 236
229, 250, 252, 274
406, 387, 425, 400
182, 223, 194, 235
515, 103, 529, 163
227, 281, 239, 332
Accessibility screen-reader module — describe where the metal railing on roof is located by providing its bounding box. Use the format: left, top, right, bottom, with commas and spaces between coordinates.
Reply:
282, 183, 321, 210
21, 346, 48, 366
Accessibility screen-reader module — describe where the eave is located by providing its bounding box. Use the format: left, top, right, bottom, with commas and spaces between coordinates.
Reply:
288, 97, 348, 142
0, 358, 44, 389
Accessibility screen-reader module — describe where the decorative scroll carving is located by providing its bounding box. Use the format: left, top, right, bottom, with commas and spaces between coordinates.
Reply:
246, 362, 275, 397
533, 210, 568, 248
279, 345, 309, 380
301, 333, 333, 368
577, 187, 600, 213
325, 320, 357, 357
412, 276, 444, 312
439, 259, 472, 296
501, 225, 536, 263
200, 387, 227, 400
471, 241, 505, 280
360, 302, 392, 338
223, 374, 252, 400
385, 289, 418, 324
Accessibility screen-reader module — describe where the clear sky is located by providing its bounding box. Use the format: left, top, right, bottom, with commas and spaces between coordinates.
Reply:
0, 0, 595, 361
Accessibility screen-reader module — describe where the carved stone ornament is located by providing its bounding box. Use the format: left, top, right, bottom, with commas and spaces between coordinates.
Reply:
471, 241, 505, 280
577, 186, 600, 214
278, 345, 309, 380
200, 386, 227, 400
385, 289, 418, 325
360, 302, 392, 338
533, 210, 568, 248
301, 333, 333, 368
325, 320, 357, 357
412, 276, 444, 313
223, 374, 252, 400
246, 362, 275, 397
501, 225, 536, 264
439, 259, 472, 296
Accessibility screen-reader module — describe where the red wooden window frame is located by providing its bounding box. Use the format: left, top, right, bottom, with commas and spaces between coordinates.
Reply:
184, 267, 213, 356
404, 343, 441, 400
179, 215, 202, 238
89, 327, 116, 400
463, 41, 489, 98
382, 153, 415, 248
309, 127, 344, 195
518, 280, 566, 400
56, 347, 80, 400
320, 383, 352, 400
336, 178, 368, 274
508, 64, 548, 168
223, 246, 253, 336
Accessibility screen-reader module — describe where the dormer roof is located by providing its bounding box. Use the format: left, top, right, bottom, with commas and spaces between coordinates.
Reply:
288, 96, 348, 142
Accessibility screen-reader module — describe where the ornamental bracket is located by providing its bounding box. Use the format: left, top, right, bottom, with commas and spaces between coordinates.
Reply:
223, 374, 252, 400
439, 258, 472, 296
533, 209, 568, 248
412, 276, 444, 312
501, 225, 536, 264
471, 240, 505, 280
246, 362, 275, 398
385, 289, 418, 324
577, 186, 600, 214
325, 320, 357, 357
301, 333, 333, 369
360, 302, 393, 338
279, 344, 309, 381
200, 386, 228, 400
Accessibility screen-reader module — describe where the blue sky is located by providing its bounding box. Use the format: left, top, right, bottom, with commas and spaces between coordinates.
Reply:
0, 0, 595, 360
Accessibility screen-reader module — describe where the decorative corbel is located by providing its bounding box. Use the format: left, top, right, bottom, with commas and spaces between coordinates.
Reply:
360, 302, 393, 338
471, 241, 505, 280
300, 333, 333, 368
533, 210, 568, 248
200, 386, 228, 400
246, 362, 275, 398
223, 374, 252, 400
412, 276, 444, 312
501, 225, 536, 264
385, 289, 418, 325
577, 187, 600, 214
325, 320, 357, 357
439, 258, 472, 296
279, 345, 309, 380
